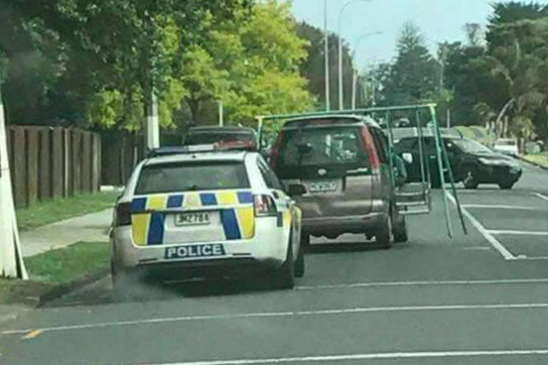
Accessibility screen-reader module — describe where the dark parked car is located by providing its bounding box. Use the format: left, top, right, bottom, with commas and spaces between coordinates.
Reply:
183, 126, 258, 151
270, 115, 408, 248
395, 136, 523, 189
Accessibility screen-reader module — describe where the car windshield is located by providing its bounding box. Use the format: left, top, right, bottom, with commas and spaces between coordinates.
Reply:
496, 140, 517, 146
185, 132, 255, 146
454, 139, 493, 154
135, 162, 249, 194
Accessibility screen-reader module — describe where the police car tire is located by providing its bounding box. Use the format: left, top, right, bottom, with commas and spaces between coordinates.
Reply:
272, 241, 295, 289
112, 267, 139, 301
295, 243, 305, 278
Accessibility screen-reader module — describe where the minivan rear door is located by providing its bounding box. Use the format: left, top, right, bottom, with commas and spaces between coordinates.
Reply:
274, 126, 374, 218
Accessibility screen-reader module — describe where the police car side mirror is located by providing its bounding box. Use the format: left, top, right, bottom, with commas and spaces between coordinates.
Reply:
287, 184, 307, 197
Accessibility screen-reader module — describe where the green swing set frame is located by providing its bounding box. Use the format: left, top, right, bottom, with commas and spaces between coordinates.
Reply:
255, 103, 468, 238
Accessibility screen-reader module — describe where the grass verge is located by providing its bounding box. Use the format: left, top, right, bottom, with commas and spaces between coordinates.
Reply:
522, 154, 548, 169
16, 192, 119, 231
0, 242, 110, 305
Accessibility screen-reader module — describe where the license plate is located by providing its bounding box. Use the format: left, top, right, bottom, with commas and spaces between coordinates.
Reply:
165, 244, 226, 260
310, 181, 337, 192
175, 212, 210, 226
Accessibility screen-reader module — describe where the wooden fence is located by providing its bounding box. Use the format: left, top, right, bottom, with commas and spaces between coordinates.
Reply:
7, 126, 101, 208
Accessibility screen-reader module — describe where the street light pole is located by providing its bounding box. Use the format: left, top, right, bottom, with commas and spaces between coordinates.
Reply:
0, 74, 28, 279
338, 0, 370, 110
324, 0, 330, 111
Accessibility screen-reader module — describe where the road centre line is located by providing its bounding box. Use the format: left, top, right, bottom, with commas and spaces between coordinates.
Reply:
296, 278, 548, 290
488, 230, 548, 236
5, 303, 548, 337
446, 193, 515, 260
534, 192, 548, 202
111, 349, 548, 364
462, 204, 542, 211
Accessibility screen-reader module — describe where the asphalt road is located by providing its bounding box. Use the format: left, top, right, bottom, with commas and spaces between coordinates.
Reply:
1, 162, 548, 365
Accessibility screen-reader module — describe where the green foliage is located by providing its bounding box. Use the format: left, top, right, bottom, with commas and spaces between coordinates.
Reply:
379, 22, 440, 106
180, 0, 314, 126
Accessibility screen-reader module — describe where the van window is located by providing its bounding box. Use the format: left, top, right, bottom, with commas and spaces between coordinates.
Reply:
278, 127, 369, 170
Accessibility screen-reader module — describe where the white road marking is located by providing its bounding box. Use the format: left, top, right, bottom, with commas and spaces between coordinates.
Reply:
4, 303, 548, 337
462, 246, 491, 251
463, 204, 542, 211
446, 193, 516, 260
296, 278, 548, 290
534, 192, 548, 202
119, 349, 548, 364
488, 230, 548, 236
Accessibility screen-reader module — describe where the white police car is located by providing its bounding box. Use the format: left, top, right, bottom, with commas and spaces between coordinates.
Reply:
111, 146, 305, 295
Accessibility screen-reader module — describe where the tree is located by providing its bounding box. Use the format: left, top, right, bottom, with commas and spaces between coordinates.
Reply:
296, 22, 360, 110
179, 0, 315, 127
381, 22, 439, 106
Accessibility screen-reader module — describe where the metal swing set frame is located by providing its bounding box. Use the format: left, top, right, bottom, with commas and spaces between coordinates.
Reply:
255, 103, 468, 238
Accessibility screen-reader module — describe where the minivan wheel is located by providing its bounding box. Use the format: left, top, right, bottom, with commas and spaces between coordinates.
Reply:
375, 215, 393, 249
393, 215, 408, 243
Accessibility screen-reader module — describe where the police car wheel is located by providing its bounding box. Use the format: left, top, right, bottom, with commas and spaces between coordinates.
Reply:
271, 240, 295, 289
112, 266, 140, 301
294, 242, 305, 278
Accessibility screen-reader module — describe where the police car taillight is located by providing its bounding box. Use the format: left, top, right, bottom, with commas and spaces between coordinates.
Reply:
254, 195, 277, 216
115, 202, 132, 226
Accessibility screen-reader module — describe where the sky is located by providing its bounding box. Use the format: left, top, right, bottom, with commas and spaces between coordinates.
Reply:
290, 0, 547, 69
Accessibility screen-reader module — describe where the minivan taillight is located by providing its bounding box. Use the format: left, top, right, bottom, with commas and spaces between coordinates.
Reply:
360, 127, 381, 173
269, 133, 285, 170
254, 195, 277, 216
115, 202, 132, 226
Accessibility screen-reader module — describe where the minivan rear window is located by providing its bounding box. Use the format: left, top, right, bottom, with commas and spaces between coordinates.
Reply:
135, 162, 249, 195
275, 127, 370, 177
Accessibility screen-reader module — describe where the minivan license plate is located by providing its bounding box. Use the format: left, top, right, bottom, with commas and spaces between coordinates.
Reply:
165, 244, 225, 260
310, 181, 337, 192
175, 212, 210, 226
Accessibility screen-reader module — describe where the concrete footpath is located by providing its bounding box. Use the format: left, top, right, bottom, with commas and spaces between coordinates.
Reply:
19, 209, 113, 258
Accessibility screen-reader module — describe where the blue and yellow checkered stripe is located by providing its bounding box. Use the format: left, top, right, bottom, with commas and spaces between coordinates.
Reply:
130, 191, 255, 246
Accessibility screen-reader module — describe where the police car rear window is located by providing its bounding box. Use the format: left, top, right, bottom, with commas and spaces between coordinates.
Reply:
135, 162, 250, 195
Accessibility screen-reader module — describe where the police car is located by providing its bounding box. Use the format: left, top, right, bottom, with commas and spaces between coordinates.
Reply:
111, 145, 305, 296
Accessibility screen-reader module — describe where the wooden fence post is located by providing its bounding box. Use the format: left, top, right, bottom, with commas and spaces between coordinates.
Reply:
38, 127, 52, 200
51, 128, 63, 199
11, 127, 27, 207
26, 128, 39, 206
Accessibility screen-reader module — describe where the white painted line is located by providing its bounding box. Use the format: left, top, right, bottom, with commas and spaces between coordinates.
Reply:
489, 230, 548, 236
463, 204, 542, 211
118, 349, 548, 364
296, 278, 548, 291
446, 193, 516, 260
462, 246, 491, 251
4, 303, 548, 337
534, 193, 548, 202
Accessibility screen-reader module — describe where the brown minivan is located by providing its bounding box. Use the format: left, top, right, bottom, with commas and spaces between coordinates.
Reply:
270, 115, 407, 248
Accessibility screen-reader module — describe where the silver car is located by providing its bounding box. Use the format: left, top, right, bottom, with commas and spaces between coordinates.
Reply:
269, 116, 407, 248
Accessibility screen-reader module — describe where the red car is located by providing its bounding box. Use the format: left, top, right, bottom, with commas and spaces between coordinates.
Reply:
183, 126, 259, 151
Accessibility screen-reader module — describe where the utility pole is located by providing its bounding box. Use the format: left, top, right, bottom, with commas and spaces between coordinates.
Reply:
146, 90, 160, 150
351, 69, 358, 110
324, 0, 330, 111
0, 76, 28, 279
218, 100, 224, 127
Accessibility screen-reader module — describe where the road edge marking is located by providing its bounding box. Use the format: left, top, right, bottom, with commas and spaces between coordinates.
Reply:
4, 303, 548, 337
446, 193, 516, 260
534, 192, 548, 202
127, 349, 548, 364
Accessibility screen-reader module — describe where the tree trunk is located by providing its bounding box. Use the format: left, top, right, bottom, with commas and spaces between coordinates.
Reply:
495, 98, 514, 138
188, 98, 202, 125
